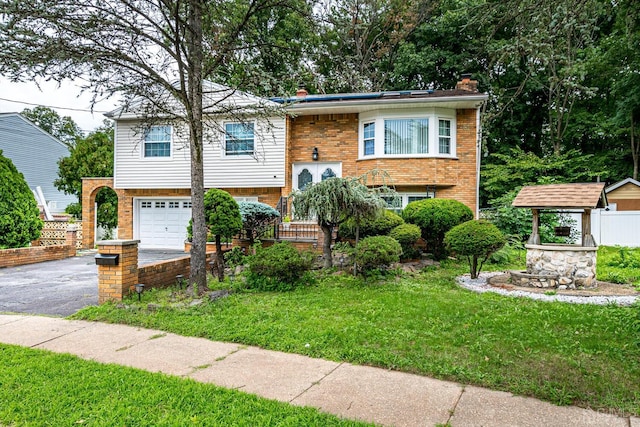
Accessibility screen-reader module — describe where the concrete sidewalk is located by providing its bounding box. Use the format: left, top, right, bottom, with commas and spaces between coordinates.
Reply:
0, 314, 636, 427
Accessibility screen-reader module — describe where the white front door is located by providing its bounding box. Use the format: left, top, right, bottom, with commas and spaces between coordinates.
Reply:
137, 199, 192, 249
292, 162, 342, 191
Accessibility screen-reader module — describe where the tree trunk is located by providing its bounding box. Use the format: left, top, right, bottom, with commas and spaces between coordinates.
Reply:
321, 223, 333, 268
470, 255, 478, 279
186, 0, 207, 292
215, 234, 225, 282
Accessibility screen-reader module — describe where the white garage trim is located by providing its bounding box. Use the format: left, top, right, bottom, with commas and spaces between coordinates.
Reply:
134, 197, 192, 249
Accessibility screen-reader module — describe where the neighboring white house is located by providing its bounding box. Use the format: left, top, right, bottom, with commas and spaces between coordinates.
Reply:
0, 113, 76, 214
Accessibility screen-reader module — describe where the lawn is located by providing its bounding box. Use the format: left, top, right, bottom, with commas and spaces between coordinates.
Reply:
0, 344, 371, 426
72, 248, 640, 417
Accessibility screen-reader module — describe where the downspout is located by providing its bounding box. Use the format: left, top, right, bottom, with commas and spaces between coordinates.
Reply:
475, 106, 482, 219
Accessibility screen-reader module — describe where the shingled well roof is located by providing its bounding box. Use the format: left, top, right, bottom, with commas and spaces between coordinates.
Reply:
512, 183, 608, 209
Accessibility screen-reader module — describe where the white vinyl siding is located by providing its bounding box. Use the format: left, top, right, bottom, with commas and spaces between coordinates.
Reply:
114, 117, 286, 189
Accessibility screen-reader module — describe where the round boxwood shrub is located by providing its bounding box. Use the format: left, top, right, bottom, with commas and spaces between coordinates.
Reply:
0, 150, 43, 249
355, 235, 402, 274
338, 210, 404, 240
445, 219, 506, 279
403, 198, 473, 260
246, 242, 313, 291
389, 223, 422, 260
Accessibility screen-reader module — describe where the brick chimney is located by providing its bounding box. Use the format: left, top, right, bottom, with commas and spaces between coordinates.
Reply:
456, 73, 478, 92
296, 87, 308, 98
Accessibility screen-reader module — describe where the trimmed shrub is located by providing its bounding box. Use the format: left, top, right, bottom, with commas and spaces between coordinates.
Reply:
389, 223, 422, 260
0, 150, 43, 249
338, 209, 404, 240
203, 188, 242, 282
355, 235, 402, 274
246, 242, 313, 291
445, 219, 506, 279
238, 201, 280, 245
403, 198, 473, 260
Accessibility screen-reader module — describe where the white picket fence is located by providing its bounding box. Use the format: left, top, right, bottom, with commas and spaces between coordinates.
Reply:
568, 210, 640, 247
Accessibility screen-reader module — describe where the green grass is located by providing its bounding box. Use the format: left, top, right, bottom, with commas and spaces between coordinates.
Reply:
0, 344, 371, 427
72, 253, 640, 417
597, 246, 640, 287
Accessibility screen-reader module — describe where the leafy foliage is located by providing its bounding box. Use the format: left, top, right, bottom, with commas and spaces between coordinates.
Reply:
0, 150, 43, 248
55, 122, 116, 228
355, 235, 402, 275
21, 106, 83, 147
292, 177, 387, 268
246, 242, 313, 291
238, 201, 279, 245
338, 209, 404, 240
402, 198, 473, 260
389, 223, 422, 260
203, 189, 242, 282
445, 220, 506, 278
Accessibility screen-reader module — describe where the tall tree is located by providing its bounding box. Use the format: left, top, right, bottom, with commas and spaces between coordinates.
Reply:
0, 0, 288, 290
21, 106, 83, 147
313, 0, 432, 93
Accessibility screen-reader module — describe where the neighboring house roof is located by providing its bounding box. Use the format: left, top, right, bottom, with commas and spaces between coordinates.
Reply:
605, 177, 640, 193
512, 183, 608, 209
0, 113, 76, 213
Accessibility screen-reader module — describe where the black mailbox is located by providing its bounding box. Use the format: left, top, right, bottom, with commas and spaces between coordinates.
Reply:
95, 253, 119, 266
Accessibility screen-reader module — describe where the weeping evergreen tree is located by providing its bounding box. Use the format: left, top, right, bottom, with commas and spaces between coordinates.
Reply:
291, 177, 387, 268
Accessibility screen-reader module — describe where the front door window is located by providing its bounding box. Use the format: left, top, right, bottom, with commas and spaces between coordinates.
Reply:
293, 162, 342, 191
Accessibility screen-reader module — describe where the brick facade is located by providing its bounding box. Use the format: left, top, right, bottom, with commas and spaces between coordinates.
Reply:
285, 108, 479, 214
0, 229, 77, 268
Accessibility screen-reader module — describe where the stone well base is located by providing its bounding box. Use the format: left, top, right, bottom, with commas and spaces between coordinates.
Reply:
517, 244, 598, 289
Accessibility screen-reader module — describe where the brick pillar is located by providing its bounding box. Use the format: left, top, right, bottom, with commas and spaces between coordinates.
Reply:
66, 224, 78, 249
96, 240, 140, 304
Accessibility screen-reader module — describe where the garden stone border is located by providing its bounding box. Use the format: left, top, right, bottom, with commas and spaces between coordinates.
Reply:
456, 272, 639, 306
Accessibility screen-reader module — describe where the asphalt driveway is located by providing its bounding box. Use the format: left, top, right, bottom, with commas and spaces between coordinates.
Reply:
0, 249, 187, 317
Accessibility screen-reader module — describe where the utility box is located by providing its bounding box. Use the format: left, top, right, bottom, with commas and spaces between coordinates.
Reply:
95, 253, 119, 266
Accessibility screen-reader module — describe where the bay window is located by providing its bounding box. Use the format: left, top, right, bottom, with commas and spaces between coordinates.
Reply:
359, 110, 455, 158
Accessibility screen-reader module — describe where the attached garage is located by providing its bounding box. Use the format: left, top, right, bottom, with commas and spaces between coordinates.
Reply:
135, 198, 192, 249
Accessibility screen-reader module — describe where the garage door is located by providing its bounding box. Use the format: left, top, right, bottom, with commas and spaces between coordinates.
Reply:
137, 199, 192, 249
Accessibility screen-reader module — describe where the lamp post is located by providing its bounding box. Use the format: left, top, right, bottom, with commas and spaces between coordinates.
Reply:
134, 283, 145, 301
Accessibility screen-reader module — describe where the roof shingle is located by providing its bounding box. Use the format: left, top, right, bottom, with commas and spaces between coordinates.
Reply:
512, 183, 608, 209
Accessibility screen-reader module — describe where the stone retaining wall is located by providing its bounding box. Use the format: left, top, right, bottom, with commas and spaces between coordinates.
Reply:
524, 244, 597, 289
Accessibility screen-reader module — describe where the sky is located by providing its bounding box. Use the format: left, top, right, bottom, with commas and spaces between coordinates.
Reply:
0, 77, 119, 134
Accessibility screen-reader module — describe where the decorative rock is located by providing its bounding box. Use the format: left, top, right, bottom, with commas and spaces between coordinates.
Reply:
558, 285, 568, 290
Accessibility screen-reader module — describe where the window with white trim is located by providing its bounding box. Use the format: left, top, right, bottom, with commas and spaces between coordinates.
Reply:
144, 125, 172, 158
382, 192, 435, 214
359, 110, 456, 159
225, 122, 255, 156
438, 119, 451, 154
363, 122, 375, 156
384, 118, 429, 154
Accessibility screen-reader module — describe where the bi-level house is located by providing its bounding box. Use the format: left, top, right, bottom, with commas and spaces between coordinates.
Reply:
81, 76, 487, 249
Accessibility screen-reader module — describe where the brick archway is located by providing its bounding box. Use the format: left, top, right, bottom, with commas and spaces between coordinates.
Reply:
81, 178, 126, 249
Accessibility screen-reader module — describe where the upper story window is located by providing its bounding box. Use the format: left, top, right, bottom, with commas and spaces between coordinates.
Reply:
363, 122, 375, 155
439, 119, 451, 154
225, 122, 254, 156
359, 110, 456, 159
144, 125, 172, 158
384, 118, 429, 155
